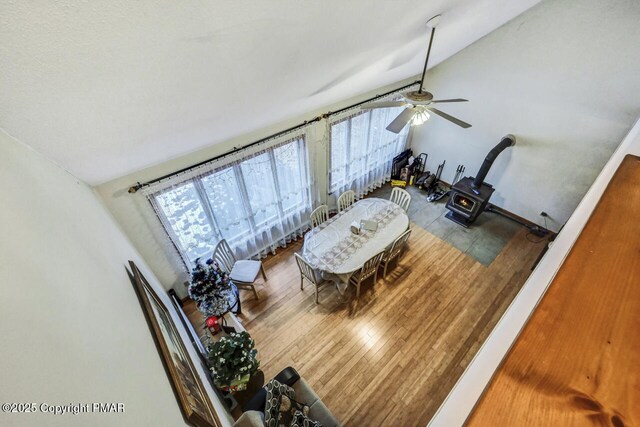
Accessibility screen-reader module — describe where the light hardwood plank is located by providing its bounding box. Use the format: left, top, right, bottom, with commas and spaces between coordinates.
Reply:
186, 216, 546, 425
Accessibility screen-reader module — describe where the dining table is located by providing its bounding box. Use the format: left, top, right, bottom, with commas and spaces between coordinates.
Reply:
302, 197, 409, 294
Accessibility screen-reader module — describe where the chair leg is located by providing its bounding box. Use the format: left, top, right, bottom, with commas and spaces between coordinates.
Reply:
315, 285, 319, 304
300, 277, 304, 290
260, 264, 267, 281
252, 285, 259, 301
382, 261, 388, 278
356, 281, 361, 299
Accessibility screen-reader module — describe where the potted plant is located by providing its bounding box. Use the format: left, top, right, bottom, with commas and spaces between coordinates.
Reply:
188, 258, 235, 319
207, 331, 260, 393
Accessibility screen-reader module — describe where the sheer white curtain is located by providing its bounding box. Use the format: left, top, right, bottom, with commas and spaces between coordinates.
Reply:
143, 133, 314, 269
329, 105, 410, 198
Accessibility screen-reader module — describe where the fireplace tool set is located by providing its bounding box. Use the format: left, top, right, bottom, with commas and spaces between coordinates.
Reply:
427, 163, 465, 202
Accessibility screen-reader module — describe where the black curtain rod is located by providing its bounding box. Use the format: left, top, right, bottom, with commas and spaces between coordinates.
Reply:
128, 79, 419, 193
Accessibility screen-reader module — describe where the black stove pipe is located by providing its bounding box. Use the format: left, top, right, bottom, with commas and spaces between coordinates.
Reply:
471, 134, 516, 194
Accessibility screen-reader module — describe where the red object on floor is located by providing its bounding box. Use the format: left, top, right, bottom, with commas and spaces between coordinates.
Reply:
206, 316, 220, 333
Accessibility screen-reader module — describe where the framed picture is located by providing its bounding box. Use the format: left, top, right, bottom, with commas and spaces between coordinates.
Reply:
128, 261, 221, 427
167, 289, 209, 362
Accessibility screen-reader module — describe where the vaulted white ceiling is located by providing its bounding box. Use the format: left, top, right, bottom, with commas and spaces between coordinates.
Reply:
0, 0, 540, 184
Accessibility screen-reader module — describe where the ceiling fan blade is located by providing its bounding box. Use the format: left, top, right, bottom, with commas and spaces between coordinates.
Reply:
430, 98, 468, 104
386, 108, 416, 133
360, 101, 407, 110
426, 107, 472, 129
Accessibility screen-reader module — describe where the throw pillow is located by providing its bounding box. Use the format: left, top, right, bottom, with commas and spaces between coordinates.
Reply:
264, 379, 295, 427
278, 394, 310, 426
290, 410, 323, 427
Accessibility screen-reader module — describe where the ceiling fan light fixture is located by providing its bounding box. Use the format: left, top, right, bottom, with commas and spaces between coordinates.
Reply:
411, 108, 430, 126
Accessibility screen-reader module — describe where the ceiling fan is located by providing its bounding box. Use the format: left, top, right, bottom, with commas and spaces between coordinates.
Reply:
360, 15, 471, 133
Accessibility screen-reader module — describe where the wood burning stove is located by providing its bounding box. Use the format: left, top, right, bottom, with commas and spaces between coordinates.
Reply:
445, 135, 516, 227
445, 177, 496, 226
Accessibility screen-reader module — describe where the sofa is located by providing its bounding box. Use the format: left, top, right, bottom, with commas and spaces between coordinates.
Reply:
233, 367, 340, 427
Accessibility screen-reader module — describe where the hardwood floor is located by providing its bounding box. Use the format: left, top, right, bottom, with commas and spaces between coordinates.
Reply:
187, 222, 546, 426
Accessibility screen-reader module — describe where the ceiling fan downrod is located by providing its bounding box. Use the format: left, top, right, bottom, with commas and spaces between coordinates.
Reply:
418, 27, 435, 94
418, 15, 441, 94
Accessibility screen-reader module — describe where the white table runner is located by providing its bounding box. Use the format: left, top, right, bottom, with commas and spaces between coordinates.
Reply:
302, 198, 409, 293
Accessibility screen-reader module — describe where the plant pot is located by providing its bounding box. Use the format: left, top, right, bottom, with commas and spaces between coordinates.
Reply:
230, 370, 265, 408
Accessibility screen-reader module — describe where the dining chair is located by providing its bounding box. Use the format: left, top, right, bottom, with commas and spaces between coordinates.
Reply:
294, 253, 332, 304
390, 187, 412, 212
380, 228, 412, 277
349, 251, 385, 299
212, 239, 266, 301
337, 190, 356, 212
310, 205, 329, 228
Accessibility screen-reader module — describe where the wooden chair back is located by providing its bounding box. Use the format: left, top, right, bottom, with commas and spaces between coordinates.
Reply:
212, 239, 236, 273
360, 251, 385, 281
390, 187, 411, 212
387, 228, 412, 260
337, 190, 356, 212
310, 205, 329, 228
294, 253, 318, 285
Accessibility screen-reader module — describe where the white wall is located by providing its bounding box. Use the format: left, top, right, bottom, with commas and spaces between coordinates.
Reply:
410, 0, 640, 231
98, 0, 640, 291
428, 116, 640, 426
96, 78, 415, 294
0, 130, 232, 427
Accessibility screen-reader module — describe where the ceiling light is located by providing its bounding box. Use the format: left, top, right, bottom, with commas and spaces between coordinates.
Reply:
411, 108, 430, 126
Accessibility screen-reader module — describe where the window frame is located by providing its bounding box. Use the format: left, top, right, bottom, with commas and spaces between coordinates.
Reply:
328, 107, 409, 195
151, 135, 311, 267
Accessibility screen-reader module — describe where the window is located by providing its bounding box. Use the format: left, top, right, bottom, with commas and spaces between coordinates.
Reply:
274, 141, 307, 213
201, 168, 251, 243
240, 152, 280, 228
151, 136, 311, 266
155, 182, 215, 262
329, 106, 410, 195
